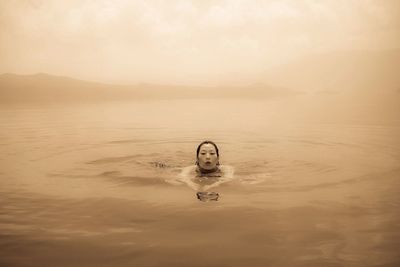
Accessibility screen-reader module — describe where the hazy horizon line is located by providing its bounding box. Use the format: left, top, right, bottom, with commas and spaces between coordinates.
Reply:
2, 47, 399, 87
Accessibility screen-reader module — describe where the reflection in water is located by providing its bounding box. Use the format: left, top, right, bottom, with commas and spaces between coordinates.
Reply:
0, 100, 400, 267
196, 191, 219, 201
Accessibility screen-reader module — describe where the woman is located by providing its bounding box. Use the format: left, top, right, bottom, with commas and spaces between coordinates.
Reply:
179, 140, 234, 192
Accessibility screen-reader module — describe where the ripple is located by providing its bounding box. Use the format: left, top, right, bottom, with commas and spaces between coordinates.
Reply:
86, 155, 140, 164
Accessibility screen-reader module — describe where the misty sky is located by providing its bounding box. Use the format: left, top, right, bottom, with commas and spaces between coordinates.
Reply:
1, 0, 399, 85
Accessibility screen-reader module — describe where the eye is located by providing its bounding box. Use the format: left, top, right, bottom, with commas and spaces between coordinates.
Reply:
200, 152, 206, 155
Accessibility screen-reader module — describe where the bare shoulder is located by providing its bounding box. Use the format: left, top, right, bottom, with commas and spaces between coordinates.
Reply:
179, 165, 197, 177
219, 165, 234, 178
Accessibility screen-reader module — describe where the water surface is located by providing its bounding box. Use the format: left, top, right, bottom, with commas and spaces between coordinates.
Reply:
1, 99, 399, 267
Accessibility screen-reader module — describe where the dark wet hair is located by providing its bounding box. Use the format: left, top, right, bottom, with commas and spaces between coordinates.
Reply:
196, 141, 219, 165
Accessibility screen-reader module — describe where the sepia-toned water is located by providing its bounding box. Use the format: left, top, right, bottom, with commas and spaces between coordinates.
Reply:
1, 99, 399, 267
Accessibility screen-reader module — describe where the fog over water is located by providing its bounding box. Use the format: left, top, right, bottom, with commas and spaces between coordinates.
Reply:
1, 0, 400, 85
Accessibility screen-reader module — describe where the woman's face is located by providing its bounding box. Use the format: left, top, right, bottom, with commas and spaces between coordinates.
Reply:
197, 143, 219, 170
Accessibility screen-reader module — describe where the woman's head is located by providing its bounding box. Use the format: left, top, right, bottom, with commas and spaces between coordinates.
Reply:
196, 141, 219, 171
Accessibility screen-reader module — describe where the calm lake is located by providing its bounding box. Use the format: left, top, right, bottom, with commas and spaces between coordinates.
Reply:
1, 99, 399, 267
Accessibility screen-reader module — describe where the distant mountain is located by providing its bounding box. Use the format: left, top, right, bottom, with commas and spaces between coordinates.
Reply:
0, 73, 171, 103
264, 49, 400, 94
0, 73, 294, 104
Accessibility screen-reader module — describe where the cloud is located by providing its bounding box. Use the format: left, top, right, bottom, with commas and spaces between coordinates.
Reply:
0, 0, 399, 85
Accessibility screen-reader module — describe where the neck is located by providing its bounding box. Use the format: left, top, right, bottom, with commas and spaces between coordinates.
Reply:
197, 165, 219, 174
